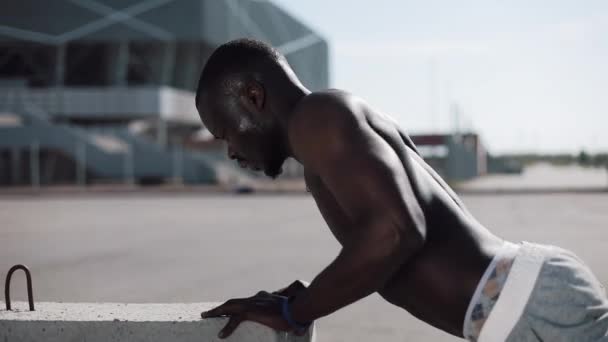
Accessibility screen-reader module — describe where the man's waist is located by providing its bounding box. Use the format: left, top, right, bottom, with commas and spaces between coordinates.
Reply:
462, 240, 521, 341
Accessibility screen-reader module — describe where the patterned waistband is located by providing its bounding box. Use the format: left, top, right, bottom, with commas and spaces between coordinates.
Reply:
463, 241, 521, 342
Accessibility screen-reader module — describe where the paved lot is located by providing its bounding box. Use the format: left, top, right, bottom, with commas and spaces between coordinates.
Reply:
1, 193, 607, 341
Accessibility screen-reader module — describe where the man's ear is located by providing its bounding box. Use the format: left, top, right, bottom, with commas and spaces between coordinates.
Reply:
239, 80, 265, 113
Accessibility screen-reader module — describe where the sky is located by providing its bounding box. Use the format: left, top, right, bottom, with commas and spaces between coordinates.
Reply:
274, 0, 608, 154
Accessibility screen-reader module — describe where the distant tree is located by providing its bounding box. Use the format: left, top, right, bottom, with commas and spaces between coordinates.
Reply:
578, 150, 591, 166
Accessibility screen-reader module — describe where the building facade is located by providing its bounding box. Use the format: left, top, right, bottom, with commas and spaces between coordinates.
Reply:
0, 0, 328, 185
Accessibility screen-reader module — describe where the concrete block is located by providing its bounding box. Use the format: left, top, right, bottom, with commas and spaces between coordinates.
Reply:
1, 302, 315, 342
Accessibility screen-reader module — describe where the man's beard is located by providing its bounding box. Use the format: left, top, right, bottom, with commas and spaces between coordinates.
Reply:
264, 167, 283, 179
263, 154, 286, 179
261, 129, 288, 179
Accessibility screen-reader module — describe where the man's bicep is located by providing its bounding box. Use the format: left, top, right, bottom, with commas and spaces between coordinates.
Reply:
305, 171, 355, 245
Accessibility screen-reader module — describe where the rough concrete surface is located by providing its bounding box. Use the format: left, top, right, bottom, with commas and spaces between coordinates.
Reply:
1, 193, 607, 341
0, 302, 313, 342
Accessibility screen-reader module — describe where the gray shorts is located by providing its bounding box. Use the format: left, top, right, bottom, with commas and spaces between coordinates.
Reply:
507, 245, 608, 341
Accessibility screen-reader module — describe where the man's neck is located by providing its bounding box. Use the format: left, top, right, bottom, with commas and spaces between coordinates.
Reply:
274, 83, 310, 158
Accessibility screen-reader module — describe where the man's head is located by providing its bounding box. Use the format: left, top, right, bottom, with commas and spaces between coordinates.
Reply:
196, 39, 305, 178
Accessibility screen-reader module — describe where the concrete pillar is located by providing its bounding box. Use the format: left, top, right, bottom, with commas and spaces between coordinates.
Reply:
124, 145, 134, 186
30, 142, 40, 188
55, 45, 66, 115
55, 45, 66, 86
161, 42, 176, 86
76, 141, 86, 186
1, 302, 316, 342
108, 41, 129, 86
10, 147, 20, 185
173, 145, 183, 184
157, 118, 167, 148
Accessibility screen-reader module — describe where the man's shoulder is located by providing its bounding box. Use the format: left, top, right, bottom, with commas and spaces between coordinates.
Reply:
296, 88, 351, 108
287, 90, 362, 167
288, 90, 361, 140
293, 89, 359, 118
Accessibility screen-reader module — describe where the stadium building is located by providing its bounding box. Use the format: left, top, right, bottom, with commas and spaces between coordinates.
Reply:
0, 0, 329, 186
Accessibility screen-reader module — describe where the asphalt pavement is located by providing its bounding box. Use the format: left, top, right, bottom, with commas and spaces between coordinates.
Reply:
1, 193, 607, 341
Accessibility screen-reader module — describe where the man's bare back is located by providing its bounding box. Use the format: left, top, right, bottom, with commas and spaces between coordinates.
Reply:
299, 89, 503, 336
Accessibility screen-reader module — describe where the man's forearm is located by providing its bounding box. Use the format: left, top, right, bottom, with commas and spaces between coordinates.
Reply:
289, 224, 419, 323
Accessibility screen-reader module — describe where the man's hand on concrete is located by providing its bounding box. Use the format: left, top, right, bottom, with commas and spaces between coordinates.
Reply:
201, 291, 305, 339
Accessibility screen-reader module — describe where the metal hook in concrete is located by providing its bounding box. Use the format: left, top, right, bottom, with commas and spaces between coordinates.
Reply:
4, 264, 35, 311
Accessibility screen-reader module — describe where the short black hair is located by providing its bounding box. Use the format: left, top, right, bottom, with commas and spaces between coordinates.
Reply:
195, 38, 282, 110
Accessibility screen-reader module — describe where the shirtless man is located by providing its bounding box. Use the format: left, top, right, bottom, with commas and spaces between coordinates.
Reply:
195, 39, 608, 341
